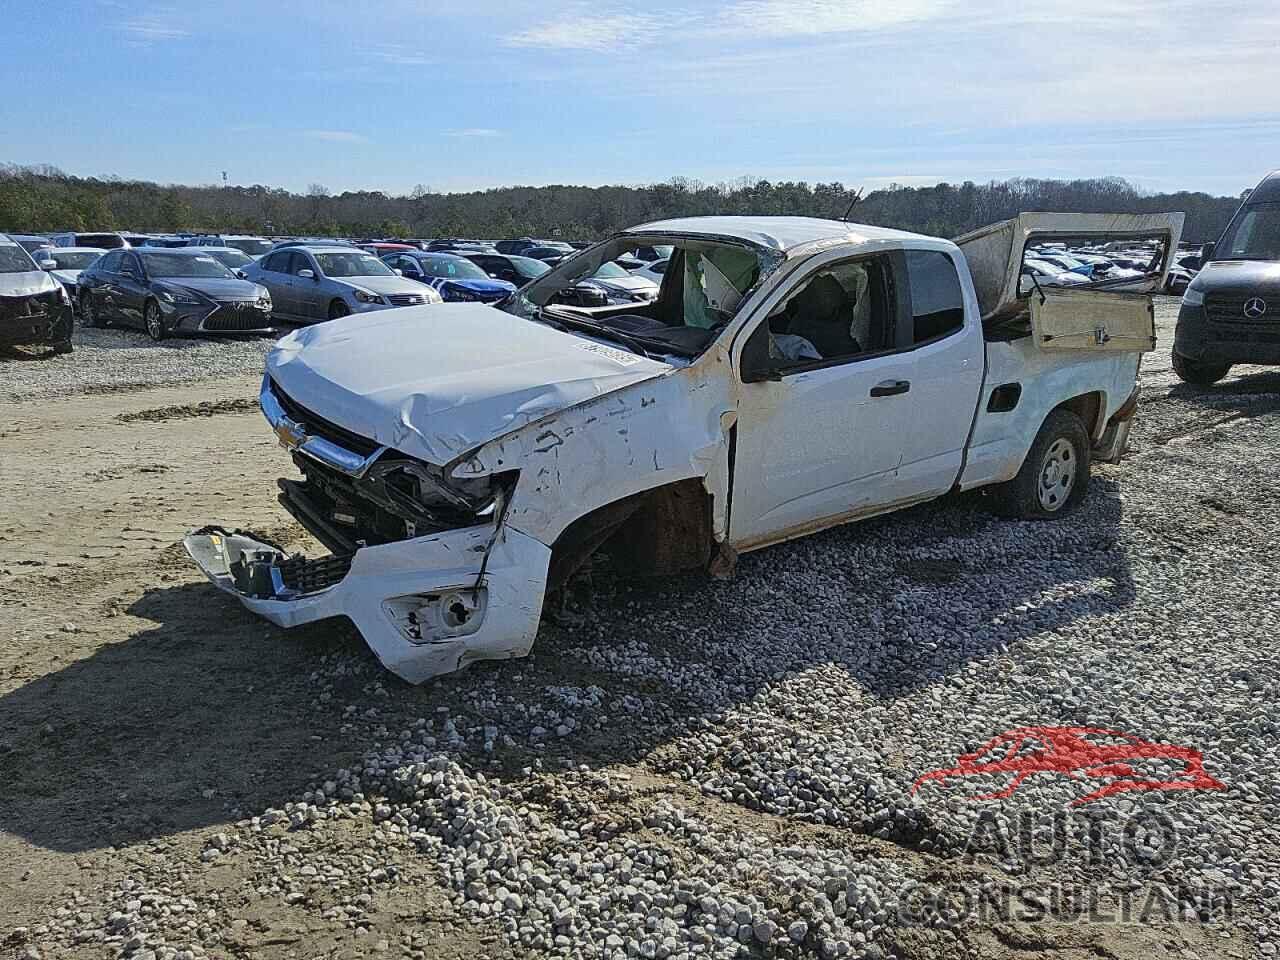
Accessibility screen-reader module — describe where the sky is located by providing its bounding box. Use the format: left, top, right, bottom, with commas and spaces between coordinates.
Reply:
5, 0, 1279, 198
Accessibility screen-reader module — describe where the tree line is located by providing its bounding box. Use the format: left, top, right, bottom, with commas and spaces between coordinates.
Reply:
0, 164, 1246, 244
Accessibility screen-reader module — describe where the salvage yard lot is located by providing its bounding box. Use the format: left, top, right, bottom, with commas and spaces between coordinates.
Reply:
0, 299, 1277, 959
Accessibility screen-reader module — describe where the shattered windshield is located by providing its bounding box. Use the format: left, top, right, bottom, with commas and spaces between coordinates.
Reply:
503, 234, 778, 360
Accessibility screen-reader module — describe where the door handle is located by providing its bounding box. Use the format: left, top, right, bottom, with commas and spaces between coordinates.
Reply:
870, 379, 910, 397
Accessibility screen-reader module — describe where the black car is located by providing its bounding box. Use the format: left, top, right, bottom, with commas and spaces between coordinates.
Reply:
459, 252, 552, 288
1174, 169, 1280, 385
77, 248, 274, 340
0, 235, 73, 354
523, 243, 575, 263
493, 238, 537, 256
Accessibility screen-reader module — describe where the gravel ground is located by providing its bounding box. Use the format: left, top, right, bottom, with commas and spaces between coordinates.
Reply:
2, 298, 1277, 960
0, 325, 276, 402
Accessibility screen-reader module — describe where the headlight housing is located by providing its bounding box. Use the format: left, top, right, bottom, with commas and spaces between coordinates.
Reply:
353, 289, 384, 305
1182, 287, 1205, 307
158, 287, 201, 305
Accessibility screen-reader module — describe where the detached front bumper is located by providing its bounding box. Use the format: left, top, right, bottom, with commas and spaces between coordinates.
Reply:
183, 523, 550, 684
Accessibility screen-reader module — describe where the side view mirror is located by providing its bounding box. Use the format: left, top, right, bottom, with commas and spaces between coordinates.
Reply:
1018, 274, 1034, 297
740, 323, 782, 384
1200, 241, 1216, 265
393, 268, 403, 276
39, 259, 57, 270
297, 268, 315, 280
234, 269, 246, 279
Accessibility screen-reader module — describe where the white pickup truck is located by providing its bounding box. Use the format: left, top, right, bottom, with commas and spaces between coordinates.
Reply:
186, 212, 1182, 683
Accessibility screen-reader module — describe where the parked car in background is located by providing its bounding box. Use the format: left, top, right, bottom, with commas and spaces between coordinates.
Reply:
77, 247, 274, 340
580, 260, 660, 302
426, 239, 495, 254
187, 235, 274, 259
359, 241, 416, 257
460, 252, 551, 287
0, 234, 73, 354
381, 251, 516, 303
199, 246, 256, 275
1031, 251, 1095, 277
1020, 258, 1091, 292
523, 244, 575, 263
244, 245, 440, 324
142, 235, 193, 248
49, 231, 131, 249
9, 234, 51, 256
494, 238, 538, 256
36, 246, 106, 303
628, 257, 670, 286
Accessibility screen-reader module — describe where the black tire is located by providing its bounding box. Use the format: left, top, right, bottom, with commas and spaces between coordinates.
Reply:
328, 300, 350, 320
1172, 352, 1229, 386
53, 339, 73, 355
81, 292, 104, 328
992, 408, 1091, 520
144, 300, 167, 342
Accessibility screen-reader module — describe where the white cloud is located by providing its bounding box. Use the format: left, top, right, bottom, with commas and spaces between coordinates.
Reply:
369, 43, 434, 66
445, 128, 504, 138
727, 0, 950, 36
305, 130, 371, 144
119, 11, 189, 44
506, 14, 660, 51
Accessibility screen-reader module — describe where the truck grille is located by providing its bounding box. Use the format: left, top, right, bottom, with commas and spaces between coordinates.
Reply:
386, 293, 428, 307
278, 552, 353, 594
204, 302, 272, 331
1205, 294, 1275, 324
269, 379, 382, 458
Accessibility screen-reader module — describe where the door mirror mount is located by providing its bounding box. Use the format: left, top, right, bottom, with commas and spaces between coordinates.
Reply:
39, 259, 57, 270
297, 268, 315, 280
1200, 241, 1216, 265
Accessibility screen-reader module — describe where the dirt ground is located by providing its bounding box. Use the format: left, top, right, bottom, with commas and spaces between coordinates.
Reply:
0, 302, 1273, 960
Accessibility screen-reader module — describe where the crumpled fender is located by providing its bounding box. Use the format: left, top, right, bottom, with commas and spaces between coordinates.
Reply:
451, 363, 736, 547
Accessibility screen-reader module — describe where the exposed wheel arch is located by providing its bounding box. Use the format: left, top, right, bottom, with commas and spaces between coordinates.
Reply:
546, 478, 715, 593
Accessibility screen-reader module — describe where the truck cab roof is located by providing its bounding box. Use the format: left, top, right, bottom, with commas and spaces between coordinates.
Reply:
625, 216, 933, 253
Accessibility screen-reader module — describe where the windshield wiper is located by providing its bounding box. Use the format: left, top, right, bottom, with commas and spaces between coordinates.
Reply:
542, 308, 657, 359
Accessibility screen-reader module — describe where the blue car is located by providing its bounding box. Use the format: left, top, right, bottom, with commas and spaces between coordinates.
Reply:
382, 251, 516, 303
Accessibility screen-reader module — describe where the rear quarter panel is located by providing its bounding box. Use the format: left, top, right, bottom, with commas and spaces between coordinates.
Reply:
960, 337, 1139, 490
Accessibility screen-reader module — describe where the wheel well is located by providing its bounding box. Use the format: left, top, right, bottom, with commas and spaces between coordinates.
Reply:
546, 479, 714, 593
1055, 391, 1104, 440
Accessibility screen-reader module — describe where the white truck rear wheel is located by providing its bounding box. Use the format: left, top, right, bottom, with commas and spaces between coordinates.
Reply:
993, 409, 1091, 520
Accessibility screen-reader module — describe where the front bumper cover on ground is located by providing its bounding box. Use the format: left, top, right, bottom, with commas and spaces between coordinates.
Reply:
183, 523, 550, 684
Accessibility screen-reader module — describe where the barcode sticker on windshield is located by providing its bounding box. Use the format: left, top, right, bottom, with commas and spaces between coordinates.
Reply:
577, 341, 642, 365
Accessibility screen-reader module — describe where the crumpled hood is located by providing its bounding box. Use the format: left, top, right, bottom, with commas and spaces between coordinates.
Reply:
0, 270, 58, 298
267, 303, 671, 466
50, 269, 83, 285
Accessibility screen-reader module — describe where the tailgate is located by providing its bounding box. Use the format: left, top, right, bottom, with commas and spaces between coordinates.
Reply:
1030, 287, 1156, 353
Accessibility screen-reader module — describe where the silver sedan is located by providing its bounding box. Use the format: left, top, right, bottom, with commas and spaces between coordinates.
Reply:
243, 245, 441, 324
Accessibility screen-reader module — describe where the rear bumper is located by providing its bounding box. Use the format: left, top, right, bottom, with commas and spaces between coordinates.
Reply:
184, 524, 550, 684
1175, 305, 1280, 365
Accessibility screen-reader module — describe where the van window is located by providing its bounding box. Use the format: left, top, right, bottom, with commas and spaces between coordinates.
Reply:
1220, 203, 1280, 261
